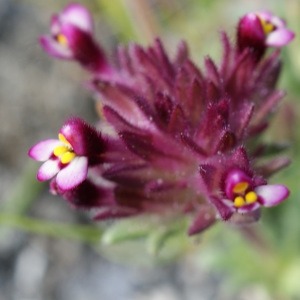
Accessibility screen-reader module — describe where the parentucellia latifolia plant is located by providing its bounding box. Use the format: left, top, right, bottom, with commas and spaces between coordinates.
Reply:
28, 3, 295, 249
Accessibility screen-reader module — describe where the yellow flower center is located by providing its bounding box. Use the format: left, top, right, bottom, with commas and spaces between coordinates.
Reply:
233, 182, 249, 194
245, 191, 258, 204
234, 196, 245, 208
56, 33, 69, 47
53, 134, 76, 164
232, 182, 258, 208
257, 15, 275, 35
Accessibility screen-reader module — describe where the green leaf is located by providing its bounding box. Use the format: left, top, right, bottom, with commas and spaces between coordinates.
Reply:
146, 218, 187, 256
0, 162, 46, 245
1, 161, 45, 214
280, 259, 300, 298
101, 216, 155, 245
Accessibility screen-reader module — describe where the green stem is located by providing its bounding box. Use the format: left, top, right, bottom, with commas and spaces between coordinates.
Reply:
121, 0, 160, 44
0, 214, 103, 244
1, 161, 46, 214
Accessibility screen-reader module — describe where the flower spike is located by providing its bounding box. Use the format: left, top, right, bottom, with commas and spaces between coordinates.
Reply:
30, 5, 293, 236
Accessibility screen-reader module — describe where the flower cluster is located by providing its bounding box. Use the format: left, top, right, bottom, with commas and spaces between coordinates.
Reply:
29, 4, 294, 235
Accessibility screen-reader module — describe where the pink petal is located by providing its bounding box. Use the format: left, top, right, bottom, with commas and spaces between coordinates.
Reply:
266, 28, 295, 47
61, 3, 93, 34
255, 184, 290, 207
250, 11, 286, 29
39, 36, 73, 59
28, 139, 62, 161
50, 15, 61, 35
37, 159, 60, 181
237, 202, 260, 214
56, 156, 88, 191
225, 169, 252, 199
270, 15, 286, 28
256, 11, 272, 21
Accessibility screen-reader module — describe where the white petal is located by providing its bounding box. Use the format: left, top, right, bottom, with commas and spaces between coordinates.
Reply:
37, 159, 60, 181
266, 29, 295, 47
62, 4, 93, 33
255, 184, 289, 207
222, 199, 235, 208
271, 15, 286, 28
40, 36, 73, 59
56, 156, 88, 190
237, 202, 260, 214
29, 139, 62, 161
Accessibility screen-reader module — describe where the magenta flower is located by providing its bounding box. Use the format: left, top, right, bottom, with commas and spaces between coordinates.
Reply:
238, 11, 294, 61
31, 5, 294, 236
222, 169, 289, 214
257, 11, 295, 46
28, 117, 105, 191
40, 3, 110, 73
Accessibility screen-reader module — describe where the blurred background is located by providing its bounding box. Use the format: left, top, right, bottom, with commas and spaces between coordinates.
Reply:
0, 0, 300, 299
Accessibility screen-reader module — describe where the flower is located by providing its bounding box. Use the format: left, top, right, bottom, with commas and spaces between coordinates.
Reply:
237, 11, 295, 61
31, 5, 294, 236
28, 117, 105, 190
40, 3, 110, 73
222, 169, 289, 214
